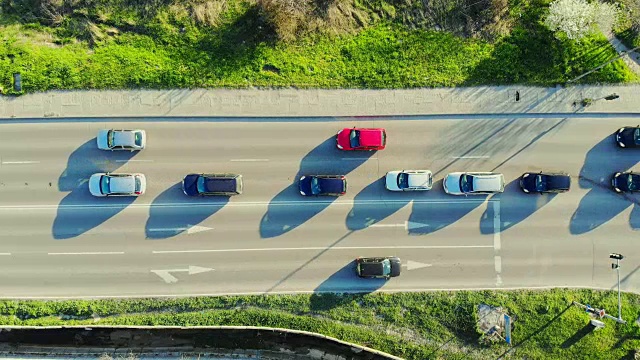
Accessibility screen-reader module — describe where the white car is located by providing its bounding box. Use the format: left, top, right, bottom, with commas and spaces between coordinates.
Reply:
385, 170, 433, 191
443, 172, 505, 195
89, 173, 146, 197
97, 129, 146, 150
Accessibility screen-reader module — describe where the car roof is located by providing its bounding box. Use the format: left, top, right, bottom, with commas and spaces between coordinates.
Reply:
357, 128, 384, 146
204, 176, 237, 193
109, 175, 135, 193
359, 261, 386, 276
407, 172, 431, 187
471, 174, 503, 191
113, 131, 137, 146
542, 173, 571, 189
316, 177, 345, 193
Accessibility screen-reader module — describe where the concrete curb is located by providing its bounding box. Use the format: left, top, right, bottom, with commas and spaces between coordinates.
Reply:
0, 326, 404, 360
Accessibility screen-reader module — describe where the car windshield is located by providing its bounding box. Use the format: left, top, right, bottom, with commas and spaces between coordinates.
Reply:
634, 128, 640, 145
535, 175, 547, 191
381, 259, 391, 276
460, 174, 474, 193
629, 174, 639, 191
311, 177, 321, 195
397, 173, 409, 189
107, 130, 115, 147
99, 175, 110, 194
135, 132, 143, 146
349, 129, 360, 148
196, 176, 207, 193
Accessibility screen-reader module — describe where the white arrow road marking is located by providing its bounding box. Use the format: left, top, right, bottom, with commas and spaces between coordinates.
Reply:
147, 225, 213, 235
151, 266, 214, 284
402, 260, 432, 271
368, 221, 431, 230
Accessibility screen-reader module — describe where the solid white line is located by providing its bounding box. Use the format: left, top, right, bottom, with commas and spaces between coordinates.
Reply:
229, 159, 269, 162
369, 223, 405, 228
341, 158, 377, 161
0, 198, 496, 210
47, 252, 125, 256
115, 159, 153, 162
153, 245, 493, 254
451, 156, 489, 159
1, 161, 40, 164
493, 201, 501, 251
0, 253, 11, 256
0, 285, 614, 300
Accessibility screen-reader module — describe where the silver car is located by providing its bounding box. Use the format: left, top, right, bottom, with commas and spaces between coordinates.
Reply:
89, 173, 147, 197
385, 170, 433, 191
97, 129, 146, 151
443, 172, 505, 195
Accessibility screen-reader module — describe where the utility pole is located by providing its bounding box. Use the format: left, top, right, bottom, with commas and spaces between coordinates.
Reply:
566, 46, 640, 84
610, 253, 625, 324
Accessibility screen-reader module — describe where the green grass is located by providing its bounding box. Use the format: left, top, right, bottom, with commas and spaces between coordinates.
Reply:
0, 0, 638, 94
1, 289, 639, 359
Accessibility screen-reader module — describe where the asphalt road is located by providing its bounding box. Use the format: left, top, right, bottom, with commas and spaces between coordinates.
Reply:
0, 118, 638, 298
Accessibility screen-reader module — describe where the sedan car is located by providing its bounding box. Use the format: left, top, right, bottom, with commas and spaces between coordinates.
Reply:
97, 129, 146, 151
520, 172, 571, 194
89, 173, 146, 197
443, 172, 505, 195
385, 170, 433, 191
299, 175, 347, 196
336, 127, 386, 151
355, 257, 401, 279
611, 171, 640, 193
615, 126, 640, 148
182, 173, 243, 196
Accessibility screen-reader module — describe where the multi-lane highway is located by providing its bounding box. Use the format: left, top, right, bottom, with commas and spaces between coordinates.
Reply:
0, 117, 637, 298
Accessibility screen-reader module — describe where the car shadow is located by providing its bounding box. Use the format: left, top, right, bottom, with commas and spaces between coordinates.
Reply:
259, 136, 374, 238
630, 204, 640, 230
407, 179, 486, 235
346, 176, 420, 230
570, 134, 638, 234
145, 183, 229, 239
312, 260, 387, 297
52, 139, 138, 239
479, 179, 557, 234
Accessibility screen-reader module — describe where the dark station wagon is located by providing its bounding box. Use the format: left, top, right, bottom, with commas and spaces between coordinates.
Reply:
182, 173, 243, 196
355, 257, 401, 279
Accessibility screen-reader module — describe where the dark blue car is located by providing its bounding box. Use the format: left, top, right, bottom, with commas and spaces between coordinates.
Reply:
299, 175, 347, 196
520, 172, 571, 194
615, 126, 640, 148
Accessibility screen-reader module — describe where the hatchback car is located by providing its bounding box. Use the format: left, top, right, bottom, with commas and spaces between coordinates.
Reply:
355, 257, 401, 279
612, 171, 640, 193
182, 173, 243, 196
385, 170, 433, 191
299, 175, 347, 196
97, 129, 146, 151
89, 173, 146, 197
615, 126, 640, 148
336, 127, 386, 151
520, 172, 571, 194
443, 172, 505, 195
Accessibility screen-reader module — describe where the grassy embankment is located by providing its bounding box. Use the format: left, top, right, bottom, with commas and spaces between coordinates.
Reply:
1, 289, 639, 359
0, 0, 638, 94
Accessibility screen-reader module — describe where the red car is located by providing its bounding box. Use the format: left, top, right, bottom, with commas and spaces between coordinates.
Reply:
336, 127, 386, 151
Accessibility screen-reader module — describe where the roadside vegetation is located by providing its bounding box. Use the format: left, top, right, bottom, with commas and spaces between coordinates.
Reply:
1, 289, 639, 359
0, 0, 638, 93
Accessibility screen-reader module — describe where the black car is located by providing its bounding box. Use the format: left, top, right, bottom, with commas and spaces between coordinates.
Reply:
520, 172, 571, 194
612, 172, 640, 193
299, 175, 347, 196
615, 126, 640, 148
182, 173, 243, 196
355, 257, 401, 279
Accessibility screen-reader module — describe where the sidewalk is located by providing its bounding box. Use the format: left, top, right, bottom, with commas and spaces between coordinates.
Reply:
0, 85, 639, 119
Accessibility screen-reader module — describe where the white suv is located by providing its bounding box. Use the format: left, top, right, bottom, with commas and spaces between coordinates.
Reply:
89, 173, 146, 197
97, 129, 146, 151
443, 172, 505, 195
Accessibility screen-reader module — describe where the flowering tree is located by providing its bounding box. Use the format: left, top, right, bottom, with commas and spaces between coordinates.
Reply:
545, 0, 619, 40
